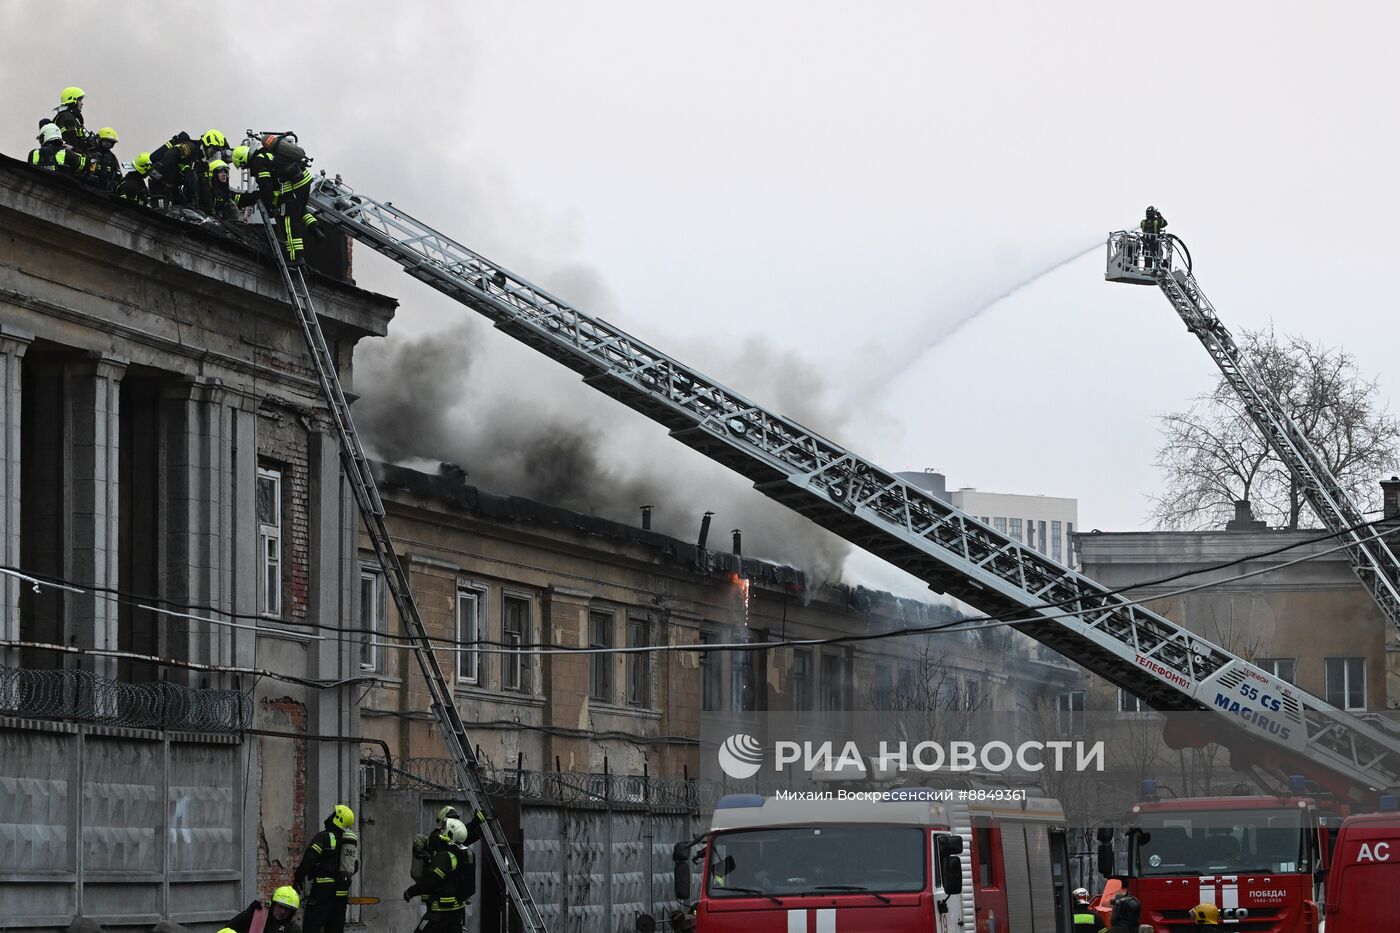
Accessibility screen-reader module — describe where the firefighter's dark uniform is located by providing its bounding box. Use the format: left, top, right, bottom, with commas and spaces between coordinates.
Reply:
198, 167, 238, 220
294, 822, 359, 933
51, 106, 87, 154
86, 148, 122, 194
403, 842, 476, 933
28, 141, 84, 176
226, 900, 297, 933
149, 133, 201, 206
238, 143, 321, 264
1140, 208, 1167, 265
117, 168, 150, 205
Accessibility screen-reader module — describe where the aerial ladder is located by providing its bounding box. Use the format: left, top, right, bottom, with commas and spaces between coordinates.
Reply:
289, 174, 1400, 810
255, 214, 550, 933
1104, 228, 1400, 643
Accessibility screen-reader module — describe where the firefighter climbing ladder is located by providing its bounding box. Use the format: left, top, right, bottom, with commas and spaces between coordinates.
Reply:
258, 217, 549, 933
1105, 230, 1400, 643
301, 177, 1400, 804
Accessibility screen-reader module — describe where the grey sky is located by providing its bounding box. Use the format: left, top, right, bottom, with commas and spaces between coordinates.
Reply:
6, 2, 1399, 594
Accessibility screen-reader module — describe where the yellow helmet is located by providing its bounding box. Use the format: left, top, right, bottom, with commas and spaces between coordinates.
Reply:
1189, 902, 1220, 925
134, 152, 152, 175
97, 127, 118, 143
216, 929, 237, 933
331, 804, 355, 830
207, 159, 229, 175
231, 145, 250, 169
60, 86, 85, 106
271, 885, 300, 910
201, 129, 228, 150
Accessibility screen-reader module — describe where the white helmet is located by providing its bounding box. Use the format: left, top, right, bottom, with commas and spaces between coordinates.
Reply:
1073, 887, 1090, 903
441, 817, 469, 845
38, 123, 62, 145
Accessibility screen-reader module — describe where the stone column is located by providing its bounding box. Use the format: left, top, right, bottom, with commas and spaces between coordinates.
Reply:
65, 353, 127, 683
308, 426, 354, 816
0, 328, 32, 671
160, 378, 233, 675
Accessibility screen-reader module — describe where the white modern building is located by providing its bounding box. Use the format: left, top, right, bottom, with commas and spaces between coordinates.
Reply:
898, 470, 1079, 566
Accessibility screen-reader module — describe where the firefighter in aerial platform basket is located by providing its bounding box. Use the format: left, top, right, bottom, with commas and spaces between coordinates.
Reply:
1140, 205, 1168, 268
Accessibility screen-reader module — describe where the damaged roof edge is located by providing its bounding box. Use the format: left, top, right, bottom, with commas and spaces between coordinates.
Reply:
371, 460, 968, 623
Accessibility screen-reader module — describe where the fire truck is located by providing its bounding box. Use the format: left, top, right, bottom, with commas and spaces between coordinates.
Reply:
638, 791, 1073, 933
1323, 804, 1400, 932
1095, 792, 1329, 932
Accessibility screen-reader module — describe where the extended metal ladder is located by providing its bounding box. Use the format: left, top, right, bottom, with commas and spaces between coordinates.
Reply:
301, 177, 1400, 804
1105, 230, 1400, 642
259, 217, 548, 933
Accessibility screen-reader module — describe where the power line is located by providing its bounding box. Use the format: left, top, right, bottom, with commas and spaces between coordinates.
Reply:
5, 516, 1397, 661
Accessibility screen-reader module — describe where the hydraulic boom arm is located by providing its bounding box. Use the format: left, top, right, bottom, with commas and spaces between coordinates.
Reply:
306, 178, 1400, 808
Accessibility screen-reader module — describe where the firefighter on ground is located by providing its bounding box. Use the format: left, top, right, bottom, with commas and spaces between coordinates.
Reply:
225, 885, 301, 933
48, 86, 89, 154
1189, 902, 1220, 925
403, 817, 476, 933
233, 134, 325, 265
1073, 887, 1104, 932
28, 123, 85, 176
117, 153, 153, 205
293, 804, 360, 933
413, 804, 486, 876
148, 131, 204, 207
85, 127, 122, 193
1106, 892, 1142, 933
199, 159, 239, 220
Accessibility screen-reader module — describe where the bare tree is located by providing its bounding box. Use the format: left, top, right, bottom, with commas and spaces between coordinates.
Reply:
1149, 327, 1400, 530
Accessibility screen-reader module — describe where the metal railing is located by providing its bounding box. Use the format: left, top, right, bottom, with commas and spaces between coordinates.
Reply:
0, 666, 252, 733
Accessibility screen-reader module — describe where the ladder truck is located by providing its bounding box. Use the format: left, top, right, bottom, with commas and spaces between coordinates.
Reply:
263, 160, 1400, 928
1105, 226, 1400, 642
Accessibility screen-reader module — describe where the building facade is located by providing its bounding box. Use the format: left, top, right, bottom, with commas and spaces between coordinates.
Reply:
0, 157, 393, 929
898, 470, 1079, 566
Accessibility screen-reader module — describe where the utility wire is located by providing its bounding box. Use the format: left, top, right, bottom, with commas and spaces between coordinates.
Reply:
5, 516, 1397, 661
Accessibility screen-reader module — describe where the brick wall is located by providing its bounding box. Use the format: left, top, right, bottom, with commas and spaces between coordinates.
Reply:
257, 696, 308, 895
257, 404, 314, 625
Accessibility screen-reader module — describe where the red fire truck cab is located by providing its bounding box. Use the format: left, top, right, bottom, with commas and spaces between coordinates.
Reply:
1323, 808, 1400, 933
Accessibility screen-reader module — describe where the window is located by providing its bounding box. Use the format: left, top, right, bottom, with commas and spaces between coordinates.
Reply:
1066, 522, 1074, 563
699, 631, 722, 711
627, 618, 649, 707
358, 567, 386, 672
1051, 520, 1063, 562
1026, 521, 1035, 550
1118, 688, 1147, 713
1260, 658, 1296, 684
794, 650, 814, 711
456, 586, 483, 684
732, 636, 763, 714
964, 677, 983, 710
1038, 521, 1048, 554
589, 610, 614, 702
980, 516, 990, 525
502, 595, 531, 692
1056, 690, 1084, 732
1326, 658, 1365, 710
256, 467, 282, 618
993, 517, 1007, 535
1009, 518, 1023, 542
821, 652, 844, 718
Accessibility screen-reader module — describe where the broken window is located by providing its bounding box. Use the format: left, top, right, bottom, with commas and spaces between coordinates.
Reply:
794, 649, 814, 712
257, 467, 282, 618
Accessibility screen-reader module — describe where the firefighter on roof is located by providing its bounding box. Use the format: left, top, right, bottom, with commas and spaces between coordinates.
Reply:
117, 152, 152, 205
294, 804, 360, 933
49, 86, 88, 154
28, 123, 84, 176
85, 127, 122, 194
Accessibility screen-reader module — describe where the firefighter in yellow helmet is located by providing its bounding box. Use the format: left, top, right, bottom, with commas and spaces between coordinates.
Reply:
85, 127, 122, 194
403, 817, 476, 933
294, 804, 360, 933
49, 86, 88, 153
234, 134, 324, 265
118, 153, 153, 205
1189, 902, 1220, 925
225, 885, 300, 933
